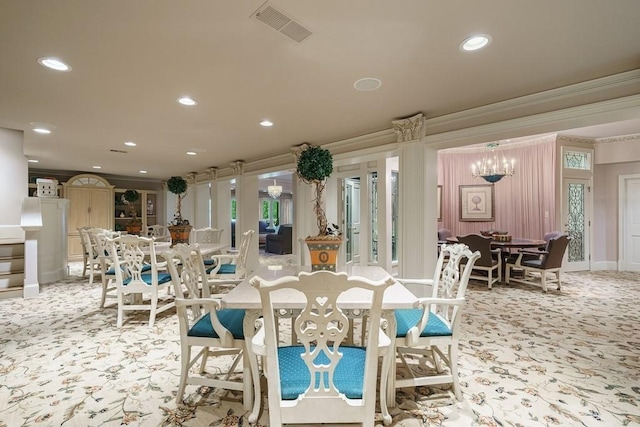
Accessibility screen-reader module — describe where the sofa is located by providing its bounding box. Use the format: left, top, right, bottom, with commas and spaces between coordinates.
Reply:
258, 220, 276, 246
265, 224, 293, 254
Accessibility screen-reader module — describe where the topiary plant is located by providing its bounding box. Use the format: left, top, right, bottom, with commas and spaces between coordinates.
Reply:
122, 189, 140, 219
295, 144, 335, 237
167, 176, 189, 225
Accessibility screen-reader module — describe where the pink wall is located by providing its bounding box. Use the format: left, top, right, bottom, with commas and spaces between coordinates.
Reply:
437, 140, 556, 240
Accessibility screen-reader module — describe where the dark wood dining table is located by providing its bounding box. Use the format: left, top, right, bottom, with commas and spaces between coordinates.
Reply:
446, 236, 546, 279
446, 236, 546, 251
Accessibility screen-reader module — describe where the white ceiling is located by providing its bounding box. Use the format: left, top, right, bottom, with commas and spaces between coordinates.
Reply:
1, 1, 640, 180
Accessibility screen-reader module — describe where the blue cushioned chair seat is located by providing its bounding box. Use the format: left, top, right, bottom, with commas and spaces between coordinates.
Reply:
395, 309, 452, 337
206, 264, 236, 275
123, 272, 172, 286
203, 259, 215, 266
188, 309, 246, 339
278, 345, 366, 400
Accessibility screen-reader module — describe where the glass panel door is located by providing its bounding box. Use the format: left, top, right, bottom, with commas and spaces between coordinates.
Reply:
562, 178, 590, 271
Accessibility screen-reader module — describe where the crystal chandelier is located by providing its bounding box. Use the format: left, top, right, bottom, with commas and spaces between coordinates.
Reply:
471, 142, 515, 183
267, 179, 282, 199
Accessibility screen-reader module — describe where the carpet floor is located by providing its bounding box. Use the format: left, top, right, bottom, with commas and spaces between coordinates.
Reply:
0, 263, 638, 427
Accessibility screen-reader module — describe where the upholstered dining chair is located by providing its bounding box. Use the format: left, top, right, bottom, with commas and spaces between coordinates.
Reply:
107, 235, 175, 328
93, 228, 122, 308
162, 243, 254, 408
505, 234, 571, 292
206, 229, 255, 292
457, 233, 501, 289
250, 270, 394, 427
77, 226, 94, 277
79, 226, 103, 285
385, 243, 480, 423
191, 227, 224, 264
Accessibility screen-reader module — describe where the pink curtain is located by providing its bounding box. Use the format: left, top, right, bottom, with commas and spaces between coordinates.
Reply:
437, 140, 556, 240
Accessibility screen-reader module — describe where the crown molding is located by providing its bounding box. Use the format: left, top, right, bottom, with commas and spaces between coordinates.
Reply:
423, 94, 640, 149
425, 69, 640, 132
595, 133, 640, 144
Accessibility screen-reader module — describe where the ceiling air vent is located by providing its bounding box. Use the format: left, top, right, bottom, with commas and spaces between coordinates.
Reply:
254, 3, 312, 43
109, 149, 128, 154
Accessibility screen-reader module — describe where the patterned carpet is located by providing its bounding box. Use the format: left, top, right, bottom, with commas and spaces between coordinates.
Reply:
0, 264, 639, 427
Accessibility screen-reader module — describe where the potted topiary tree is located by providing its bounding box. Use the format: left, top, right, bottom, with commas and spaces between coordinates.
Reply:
167, 176, 191, 246
296, 144, 343, 271
123, 189, 142, 235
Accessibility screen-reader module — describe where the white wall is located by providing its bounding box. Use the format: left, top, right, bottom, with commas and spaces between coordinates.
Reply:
0, 127, 28, 243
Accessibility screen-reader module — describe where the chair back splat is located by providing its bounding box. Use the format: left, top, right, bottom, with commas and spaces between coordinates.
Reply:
251, 271, 394, 427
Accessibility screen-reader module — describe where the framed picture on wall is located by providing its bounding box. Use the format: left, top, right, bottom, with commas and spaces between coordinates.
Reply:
437, 185, 443, 221
459, 184, 495, 222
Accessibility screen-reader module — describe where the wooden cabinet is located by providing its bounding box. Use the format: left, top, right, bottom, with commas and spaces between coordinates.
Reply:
63, 174, 114, 261
113, 189, 158, 233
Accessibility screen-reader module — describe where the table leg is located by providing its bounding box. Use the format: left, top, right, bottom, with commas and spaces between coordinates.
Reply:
244, 309, 262, 423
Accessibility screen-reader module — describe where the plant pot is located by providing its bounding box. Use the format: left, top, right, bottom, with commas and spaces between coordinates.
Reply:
168, 224, 193, 247
305, 237, 343, 272
126, 222, 142, 236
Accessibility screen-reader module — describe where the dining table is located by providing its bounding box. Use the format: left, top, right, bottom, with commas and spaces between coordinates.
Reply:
221, 264, 419, 422
144, 241, 228, 257
446, 236, 546, 279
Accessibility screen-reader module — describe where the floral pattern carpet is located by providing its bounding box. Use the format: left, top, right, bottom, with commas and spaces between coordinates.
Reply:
1, 265, 639, 427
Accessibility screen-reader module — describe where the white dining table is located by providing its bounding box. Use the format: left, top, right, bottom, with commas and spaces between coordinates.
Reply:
222, 264, 418, 422
145, 241, 228, 257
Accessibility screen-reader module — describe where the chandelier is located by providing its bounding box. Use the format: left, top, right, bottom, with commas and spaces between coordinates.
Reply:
471, 142, 515, 183
267, 179, 282, 199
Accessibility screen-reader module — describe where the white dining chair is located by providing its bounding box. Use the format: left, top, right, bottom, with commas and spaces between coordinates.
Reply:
250, 270, 394, 427
162, 243, 254, 407
382, 243, 480, 424
107, 235, 175, 328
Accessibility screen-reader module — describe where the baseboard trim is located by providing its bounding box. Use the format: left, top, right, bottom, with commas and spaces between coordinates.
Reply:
591, 261, 618, 271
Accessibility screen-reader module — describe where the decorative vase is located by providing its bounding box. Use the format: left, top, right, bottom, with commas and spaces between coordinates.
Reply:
305, 237, 343, 272
168, 225, 193, 247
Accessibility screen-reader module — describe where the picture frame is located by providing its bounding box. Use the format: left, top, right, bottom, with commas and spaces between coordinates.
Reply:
437, 185, 443, 221
459, 184, 495, 222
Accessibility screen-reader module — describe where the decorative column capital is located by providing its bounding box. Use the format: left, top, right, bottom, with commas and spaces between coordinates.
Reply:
206, 167, 218, 180
230, 160, 244, 175
392, 113, 424, 143
186, 172, 197, 185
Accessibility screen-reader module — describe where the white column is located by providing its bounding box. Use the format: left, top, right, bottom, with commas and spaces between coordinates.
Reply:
232, 161, 260, 274
214, 179, 232, 247
21, 197, 43, 298
394, 114, 438, 296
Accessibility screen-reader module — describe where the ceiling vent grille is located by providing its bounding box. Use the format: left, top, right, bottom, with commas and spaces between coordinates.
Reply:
254, 3, 312, 43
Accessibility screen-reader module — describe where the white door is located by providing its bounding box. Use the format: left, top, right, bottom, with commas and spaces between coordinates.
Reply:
619, 174, 640, 271
562, 178, 591, 271
343, 178, 361, 265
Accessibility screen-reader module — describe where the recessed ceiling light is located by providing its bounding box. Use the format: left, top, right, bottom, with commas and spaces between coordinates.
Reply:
92, 165, 101, 169
28, 159, 39, 163
178, 96, 197, 106
186, 151, 197, 156
33, 128, 51, 134
124, 141, 137, 147
354, 77, 382, 92
37, 57, 71, 71
139, 170, 147, 174
260, 120, 274, 127
460, 34, 492, 52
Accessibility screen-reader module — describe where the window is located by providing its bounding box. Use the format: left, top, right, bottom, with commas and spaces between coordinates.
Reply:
563, 150, 591, 170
